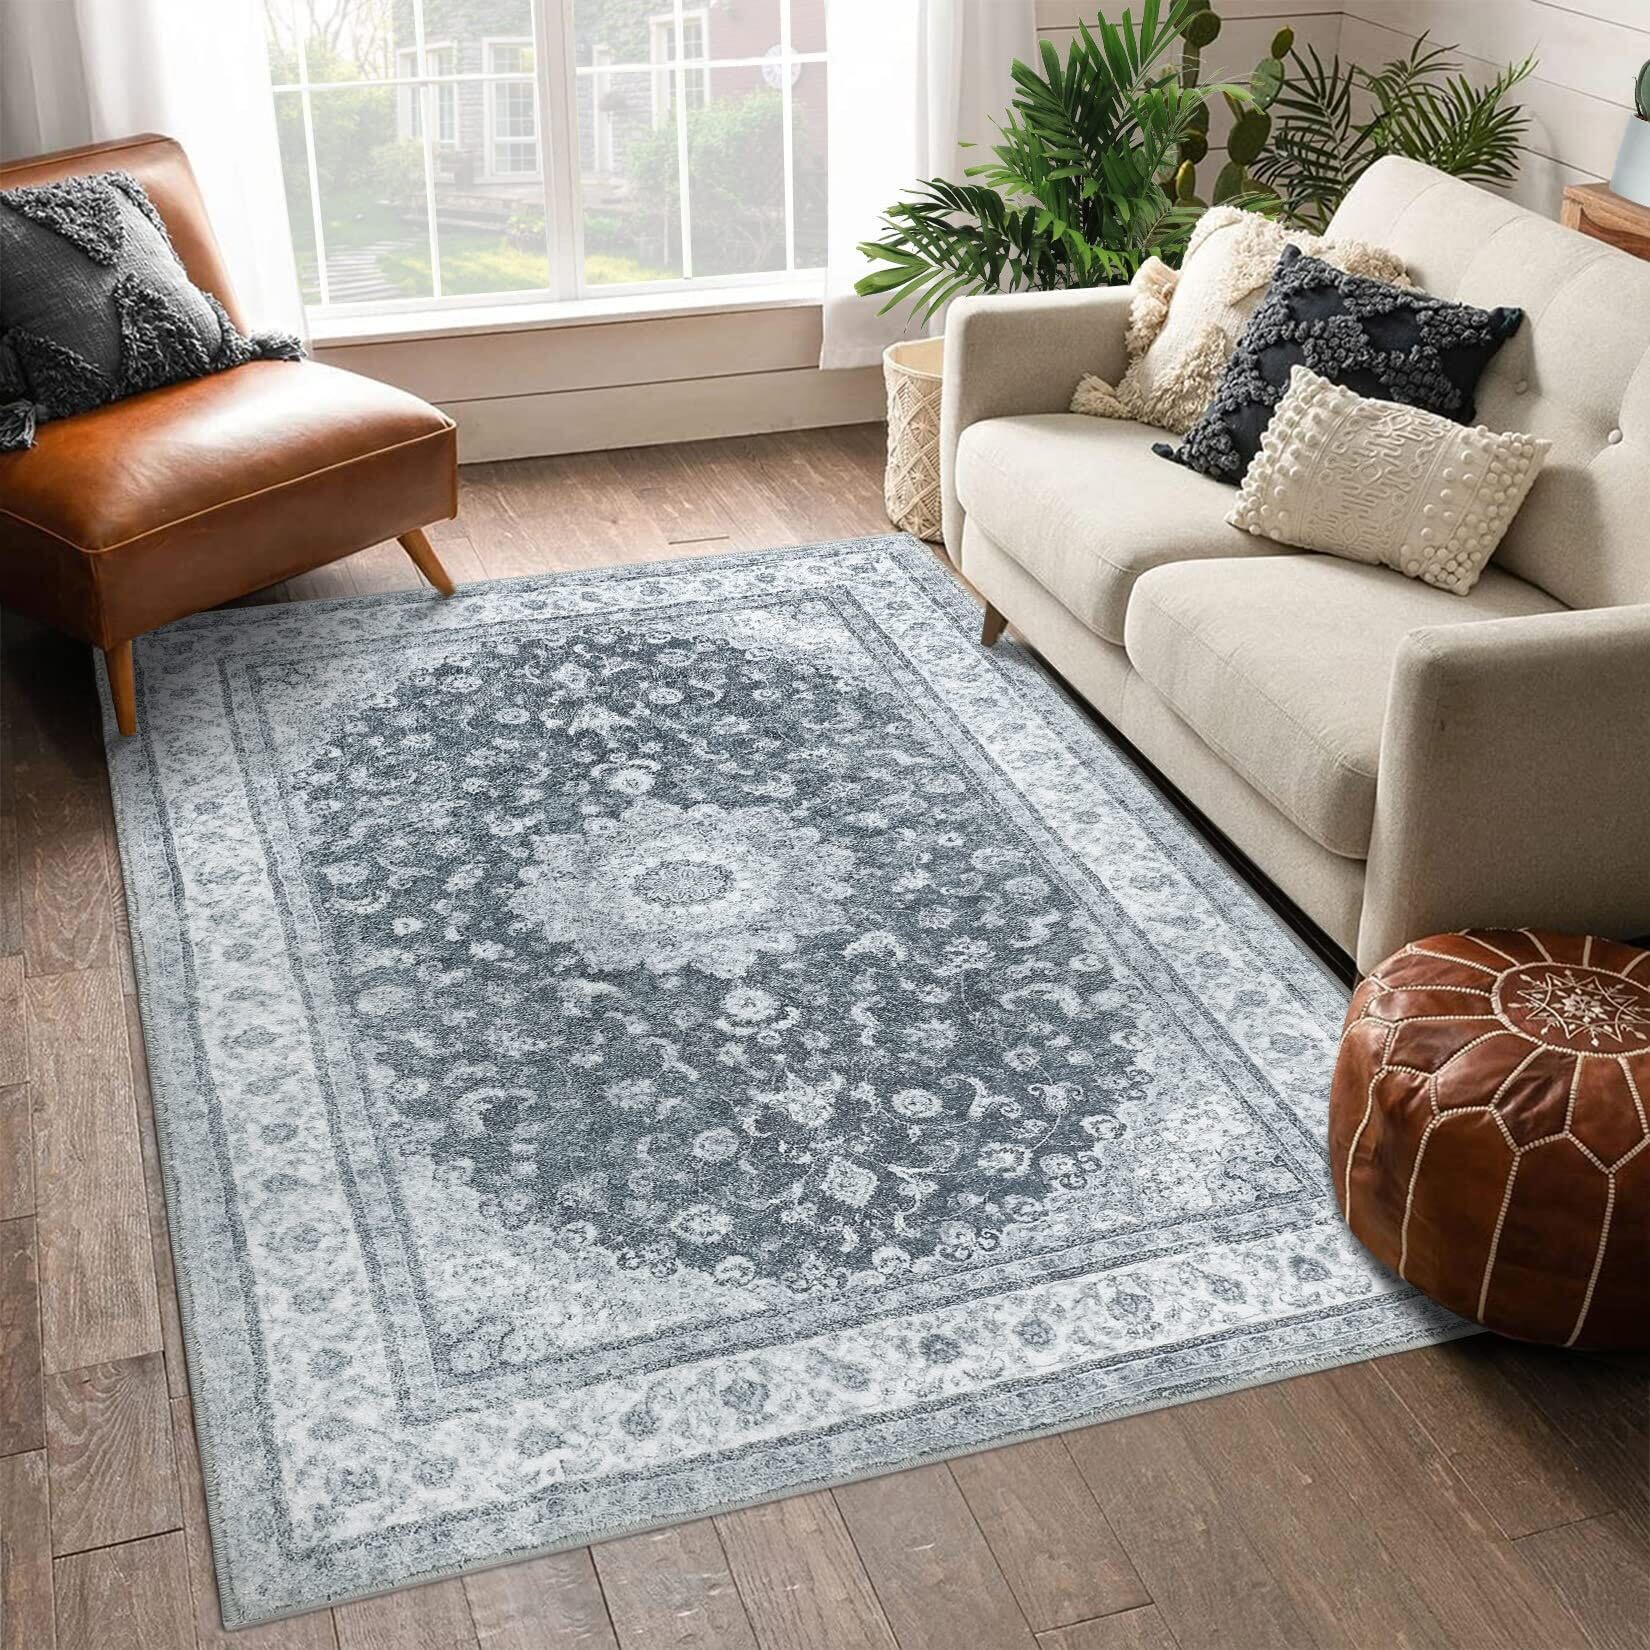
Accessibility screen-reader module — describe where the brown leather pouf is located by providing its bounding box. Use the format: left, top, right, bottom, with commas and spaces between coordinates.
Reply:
1330, 929, 1650, 1349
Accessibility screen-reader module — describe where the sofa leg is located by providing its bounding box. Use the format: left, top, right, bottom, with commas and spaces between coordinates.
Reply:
399, 528, 457, 596
981, 604, 1008, 647
106, 642, 137, 737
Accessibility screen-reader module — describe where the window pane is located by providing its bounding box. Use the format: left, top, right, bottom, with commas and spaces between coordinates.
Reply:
686, 68, 784, 278
789, 0, 824, 55
310, 84, 435, 302
273, 90, 322, 305
575, 1, 781, 67
435, 67, 553, 297
265, 0, 406, 87
573, 1, 658, 67
419, 0, 536, 70
791, 60, 827, 269
578, 69, 682, 285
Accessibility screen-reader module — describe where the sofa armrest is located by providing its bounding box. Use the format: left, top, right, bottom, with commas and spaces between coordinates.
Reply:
940, 286, 1134, 564
1360, 603, 1650, 971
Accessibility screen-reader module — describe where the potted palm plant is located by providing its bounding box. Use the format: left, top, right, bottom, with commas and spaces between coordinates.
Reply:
1613, 61, 1650, 208
858, 0, 1282, 539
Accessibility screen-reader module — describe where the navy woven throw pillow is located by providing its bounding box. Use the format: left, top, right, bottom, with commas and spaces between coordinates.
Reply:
1155, 244, 1523, 484
0, 169, 302, 451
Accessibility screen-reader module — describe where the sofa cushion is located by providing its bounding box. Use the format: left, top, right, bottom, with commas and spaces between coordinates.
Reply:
1123, 556, 1563, 858
955, 412, 1277, 644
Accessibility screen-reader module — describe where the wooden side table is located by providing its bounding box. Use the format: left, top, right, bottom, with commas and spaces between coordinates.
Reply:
1561, 183, 1650, 261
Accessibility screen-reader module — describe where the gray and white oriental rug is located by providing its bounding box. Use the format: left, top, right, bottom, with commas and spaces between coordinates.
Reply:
103, 536, 1465, 1625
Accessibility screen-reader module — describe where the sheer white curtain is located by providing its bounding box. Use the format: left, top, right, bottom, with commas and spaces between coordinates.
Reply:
0, 0, 306, 335
821, 0, 1036, 370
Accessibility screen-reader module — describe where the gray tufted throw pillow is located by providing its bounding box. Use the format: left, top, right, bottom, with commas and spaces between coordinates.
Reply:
0, 169, 303, 451
1155, 244, 1523, 485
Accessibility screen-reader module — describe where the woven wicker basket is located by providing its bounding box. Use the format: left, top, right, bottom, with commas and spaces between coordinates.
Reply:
881, 337, 945, 542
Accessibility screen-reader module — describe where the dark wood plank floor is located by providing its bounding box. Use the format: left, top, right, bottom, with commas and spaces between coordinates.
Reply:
1, 423, 1645, 1650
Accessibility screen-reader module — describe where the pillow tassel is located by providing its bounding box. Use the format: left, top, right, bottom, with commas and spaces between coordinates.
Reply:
1070, 374, 1131, 418
250, 331, 305, 363
0, 398, 38, 451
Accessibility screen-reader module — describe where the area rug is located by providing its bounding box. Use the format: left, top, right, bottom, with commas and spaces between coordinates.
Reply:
105, 535, 1466, 1625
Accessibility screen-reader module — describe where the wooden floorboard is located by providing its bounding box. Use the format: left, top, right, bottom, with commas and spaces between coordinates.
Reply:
1173, 1378, 1450, 1648
1063, 1409, 1316, 1650
462, 1548, 617, 1650
1034, 1606, 1179, 1650
25, 964, 160, 1373
0, 1448, 55, 1650
0, 954, 24, 1086
333, 1580, 480, 1650
1286, 1360, 1589, 1650
832, 1465, 1039, 1650
2, 425, 1645, 1650
591, 1519, 759, 1650
54, 1530, 196, 1650
1513, 1512, 1650, 1650
948, 1437, 1149, 1632
0, 1083, 33, 1219
44, 1350, 179, 1555
1374, 1341, 1619, 1539
0, 1215, 43, 1455
126, 992, 190, 1401
714, 1491, 899, 1650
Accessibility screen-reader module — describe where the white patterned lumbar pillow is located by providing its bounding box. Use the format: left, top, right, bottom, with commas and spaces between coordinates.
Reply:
1227, 366, 1550, 595
1070, 206, 1410, 434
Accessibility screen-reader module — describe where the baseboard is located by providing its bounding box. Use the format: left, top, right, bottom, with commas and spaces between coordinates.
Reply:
435, 365, 887, 462
309, 299, 887, 464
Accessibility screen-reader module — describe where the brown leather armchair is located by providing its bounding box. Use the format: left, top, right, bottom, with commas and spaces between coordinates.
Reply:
0, 134, 459, 735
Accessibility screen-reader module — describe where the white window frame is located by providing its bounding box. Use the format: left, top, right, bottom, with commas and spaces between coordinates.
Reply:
396, 41, 458, 145
649, 8, 710, 130
271, 0, 826, 320
483, 38, 542, 182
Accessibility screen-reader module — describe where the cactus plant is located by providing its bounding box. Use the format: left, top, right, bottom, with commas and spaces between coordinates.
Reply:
1166, 7, 1291, 207
1635, 60, 1650, 121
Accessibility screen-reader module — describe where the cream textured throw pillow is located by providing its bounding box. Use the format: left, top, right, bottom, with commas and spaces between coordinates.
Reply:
1227, 366, 1550, 595
1070, 206, 1409, 434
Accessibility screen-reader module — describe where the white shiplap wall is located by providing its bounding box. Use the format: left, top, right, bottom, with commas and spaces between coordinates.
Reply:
1035, 0, 1646, 218
1337, 1, 1646, 215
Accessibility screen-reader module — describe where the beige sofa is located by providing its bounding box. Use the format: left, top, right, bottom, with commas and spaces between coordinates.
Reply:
941, 157, 1650, 973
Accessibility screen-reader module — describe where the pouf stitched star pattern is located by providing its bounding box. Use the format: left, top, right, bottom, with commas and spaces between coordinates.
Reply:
1330, 929, 1650, 1349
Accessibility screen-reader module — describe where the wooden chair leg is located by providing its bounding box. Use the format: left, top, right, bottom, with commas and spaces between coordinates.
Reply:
981, 604, 1008, 647
398, 527, 457, 596
105, 642, 137, 737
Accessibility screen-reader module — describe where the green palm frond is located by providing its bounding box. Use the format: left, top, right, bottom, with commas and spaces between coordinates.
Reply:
1253, 33, 1533, 232
856, 0, 1242, 316
1371, 50, 1535, 186
1250, 44, 1368, 232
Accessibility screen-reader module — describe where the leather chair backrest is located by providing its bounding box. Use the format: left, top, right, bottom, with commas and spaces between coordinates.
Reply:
0, 133, 244, 330
1327, 156, 1650, 613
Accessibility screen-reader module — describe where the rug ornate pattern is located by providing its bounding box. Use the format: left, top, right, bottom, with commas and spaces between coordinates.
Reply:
106, 538, 1465, 1624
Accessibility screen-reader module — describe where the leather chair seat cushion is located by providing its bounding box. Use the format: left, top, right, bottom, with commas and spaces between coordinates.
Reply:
953, 412, 1278, 644
0, 359, 455, 645
1330, 929, 1650, 1350
1122, 555, 1561, 858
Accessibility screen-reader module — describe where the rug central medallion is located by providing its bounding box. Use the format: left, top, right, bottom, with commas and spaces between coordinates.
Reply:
292, 619, 1228, 1309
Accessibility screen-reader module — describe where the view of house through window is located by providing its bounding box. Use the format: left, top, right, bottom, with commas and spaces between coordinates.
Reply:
264, 0, 829, 313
